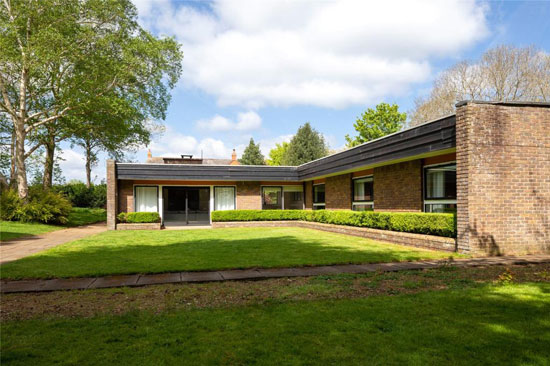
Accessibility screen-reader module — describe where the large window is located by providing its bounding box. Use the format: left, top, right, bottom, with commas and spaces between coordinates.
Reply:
424, 163, 457, 213
283, 186, 304, 209
262, 186, 304, 210
352, 176, 373, 211
313, 184, 325, 210
135, 186, 158, 212
262, 186, 282, 210
214, 186, 235, 211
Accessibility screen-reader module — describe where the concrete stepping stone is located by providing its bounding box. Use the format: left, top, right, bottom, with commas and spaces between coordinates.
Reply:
137, 272, 182, 286
88, 274, 140, 289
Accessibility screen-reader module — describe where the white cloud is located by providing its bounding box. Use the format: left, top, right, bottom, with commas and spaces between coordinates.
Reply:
57, 148, 107, 183
196, 111, 262, 131
135, 0, 489, 109
147, 129, 233, 159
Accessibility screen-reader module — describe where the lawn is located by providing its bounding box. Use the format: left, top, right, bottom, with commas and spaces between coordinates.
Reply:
0, 227, 460, 280
0, 208, 106, 241
2, 278, 549, 365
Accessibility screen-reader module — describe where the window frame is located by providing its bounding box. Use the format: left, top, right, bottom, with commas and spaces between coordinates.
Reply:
262, 186, 283, 210
352, 175, 374, 211
312, 183, 326, 209
423, 161, 457, 213
133, 185, 159, 213
213, 186, 236, 211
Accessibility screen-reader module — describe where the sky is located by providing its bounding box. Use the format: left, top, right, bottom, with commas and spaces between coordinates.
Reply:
58, 0, 550, 183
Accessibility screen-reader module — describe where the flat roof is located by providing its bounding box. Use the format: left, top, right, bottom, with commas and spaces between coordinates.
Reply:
116, 113, 456, 181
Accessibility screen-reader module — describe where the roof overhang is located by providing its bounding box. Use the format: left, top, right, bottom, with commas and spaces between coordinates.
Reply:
116, 114, 456, 182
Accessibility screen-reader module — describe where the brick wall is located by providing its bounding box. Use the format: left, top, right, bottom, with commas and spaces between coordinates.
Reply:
326, 173, 352, 210
456, 102, 550, 255
374, 160, 422, 211
106, 160, 117, 230
118, 180, 134, 214
304, 181, 313, 209
236, 181, 261, 209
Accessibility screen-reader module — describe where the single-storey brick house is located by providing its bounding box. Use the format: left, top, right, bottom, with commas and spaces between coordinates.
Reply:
107, 101, 550, 255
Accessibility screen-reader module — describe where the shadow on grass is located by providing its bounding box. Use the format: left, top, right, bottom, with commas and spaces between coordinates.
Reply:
0, 232, 454, 279
1, 282, 549, 365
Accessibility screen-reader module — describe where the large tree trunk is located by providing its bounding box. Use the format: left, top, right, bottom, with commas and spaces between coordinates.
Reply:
14, 121, 28, 199
9, 128, 17, 187
85, 140, 92, 188
42, 127, 56, 189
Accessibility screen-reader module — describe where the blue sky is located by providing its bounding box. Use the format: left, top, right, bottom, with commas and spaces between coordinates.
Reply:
59, 0, 550, 182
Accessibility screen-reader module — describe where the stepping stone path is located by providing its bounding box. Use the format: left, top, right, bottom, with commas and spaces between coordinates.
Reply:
2, 255, 549, 294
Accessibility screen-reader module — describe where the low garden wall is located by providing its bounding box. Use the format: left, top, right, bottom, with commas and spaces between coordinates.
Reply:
212, 210, 458, 252
212, 221, 457, 252
116, 222, 162, 230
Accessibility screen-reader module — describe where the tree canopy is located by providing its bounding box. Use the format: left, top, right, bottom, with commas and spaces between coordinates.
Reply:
239, 138, 265, 165
410, 45, 550, 125
266, 142, 289, 166
345, 103, 406, 147
283, 123, 328, 166
0, 0, 182, 198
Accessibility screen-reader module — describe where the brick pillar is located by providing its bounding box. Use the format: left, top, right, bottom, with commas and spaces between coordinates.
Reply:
455, 101, 550, 255
304, 181, 313, 209
325, 173, 351, 210
106, 159, 118, 230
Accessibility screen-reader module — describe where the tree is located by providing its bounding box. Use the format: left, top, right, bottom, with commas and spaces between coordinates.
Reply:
266, 142, 289, 166
239, 138, 265, 165
410, 45, 550, 125
283, 123, 328, 166
345, 103, 406, 147
0, 0, 182, 198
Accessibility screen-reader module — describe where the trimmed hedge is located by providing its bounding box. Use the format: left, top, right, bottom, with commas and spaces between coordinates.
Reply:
117, 212, 160, 223
211, 210, 456, 238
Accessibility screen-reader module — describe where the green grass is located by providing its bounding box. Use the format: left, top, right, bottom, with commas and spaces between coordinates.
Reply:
0, 221, 61, 241
2, 282, 549, 365
0, 208, 106, 241
0, 227, 460, 280
65, 207, 106, 227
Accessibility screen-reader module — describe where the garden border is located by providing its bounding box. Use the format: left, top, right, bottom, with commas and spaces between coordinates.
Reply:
116, 223, 162, 230
212, 221, 458, 252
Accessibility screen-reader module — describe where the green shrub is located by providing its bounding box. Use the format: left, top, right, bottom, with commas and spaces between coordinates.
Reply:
211, 209, 456, 237
0, 188, 72, 224
0, 189, 21, 221
117, 212, 160, 223
53, 182, 106, 208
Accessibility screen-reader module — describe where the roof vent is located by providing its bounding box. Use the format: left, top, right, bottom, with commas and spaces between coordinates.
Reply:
180, 154, 193, 159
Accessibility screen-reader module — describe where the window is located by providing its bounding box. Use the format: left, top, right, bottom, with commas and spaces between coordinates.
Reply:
424, 163, 457, 213
352, 176, 373, 211
262, 186, 282, 209
283, 186, 304, 209
135, 186, 158, 212
313, 184, 325, 210
214, 186, 235, 211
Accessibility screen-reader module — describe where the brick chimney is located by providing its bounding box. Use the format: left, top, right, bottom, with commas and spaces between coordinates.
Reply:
230, 149, 240, 165
147, 149, 152, 159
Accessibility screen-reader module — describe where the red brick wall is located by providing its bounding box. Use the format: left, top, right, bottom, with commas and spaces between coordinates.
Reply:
304, 181, 313, 209
236, 181, 261, 210
118, 180, 134, 214
374, 160, 422, 211
106, 160, 117, 230
456, 102, 550, 255
326, 173, 352, 210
